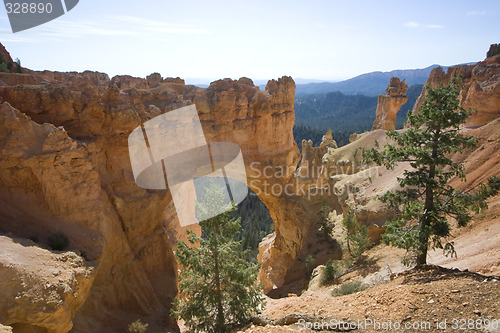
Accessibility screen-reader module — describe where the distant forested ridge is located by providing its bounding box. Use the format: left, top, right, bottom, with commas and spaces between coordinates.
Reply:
293, 125, 351, 148
194, 179, 274, 262
233, 192, 274, 262
397, 83, 424, 128
294, 84, 423, 141
294, 64, 465, 96
295, 91, 378, 132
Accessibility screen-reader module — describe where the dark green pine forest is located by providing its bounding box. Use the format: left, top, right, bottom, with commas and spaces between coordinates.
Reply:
293, 84, 423, 147
233, 192, 274, 262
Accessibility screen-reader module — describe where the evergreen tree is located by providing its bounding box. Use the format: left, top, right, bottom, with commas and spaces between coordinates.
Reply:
15, 58, 22, 74
172, 181, 264, 333
341, 207, 371, 260
350, 225, 372, 260
0, 53, 9, 73
363, 79, 498, 266
320, 259, 338, 286
318, 200, 333, 239
304, 255, 316, 276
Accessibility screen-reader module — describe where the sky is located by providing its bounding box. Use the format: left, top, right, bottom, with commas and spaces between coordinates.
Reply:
0, 0, 499, 84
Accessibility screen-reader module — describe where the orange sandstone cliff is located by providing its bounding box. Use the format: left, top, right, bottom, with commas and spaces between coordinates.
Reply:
0, 67, 317, 331
1, 43, 499, 333
412, 53, 500, 127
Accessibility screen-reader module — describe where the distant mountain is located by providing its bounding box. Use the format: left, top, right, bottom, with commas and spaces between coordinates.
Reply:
294, 84, 424, 135
294, 64, 474, 97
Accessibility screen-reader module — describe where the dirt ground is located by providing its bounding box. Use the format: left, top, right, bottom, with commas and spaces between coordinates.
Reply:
232, 194, 500, 333
178, 187, 500, 333
239, 267, 499, 333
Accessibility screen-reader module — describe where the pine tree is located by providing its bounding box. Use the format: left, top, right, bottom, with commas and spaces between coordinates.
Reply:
363, 78, 498, 266
350, 225, 371, 260
341, 208, 357, 255
318, 200, 333, 239
320, 259, 338, 286
15, 58, 22, 74
172, 181, 264, 333
341, 207, 371, 259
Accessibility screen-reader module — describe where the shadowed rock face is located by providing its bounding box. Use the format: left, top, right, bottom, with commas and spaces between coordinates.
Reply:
411, 54, 500, 128
372, 77, 408, 130
0, 68, 320, 331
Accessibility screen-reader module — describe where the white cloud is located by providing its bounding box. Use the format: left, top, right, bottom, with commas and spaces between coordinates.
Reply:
111, 15, 209, 34
404, 22, 444, 29
147, 38, 172, 42
427, 24, 444, 29
404, 21, 420, 28
0, 35, 40, 43
467, 10, 487, 16
144, 26, 209, 34
3, 15, 210, 41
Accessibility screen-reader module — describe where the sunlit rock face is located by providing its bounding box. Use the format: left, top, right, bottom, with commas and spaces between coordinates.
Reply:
0, 64, 309, 330
411, 53, 500, 128
372, 77, 408, 131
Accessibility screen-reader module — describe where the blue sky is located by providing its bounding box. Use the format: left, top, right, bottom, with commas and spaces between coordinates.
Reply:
0, 0, 499, 83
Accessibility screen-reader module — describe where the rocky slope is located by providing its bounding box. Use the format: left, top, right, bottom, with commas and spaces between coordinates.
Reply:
239, 266, 500, 333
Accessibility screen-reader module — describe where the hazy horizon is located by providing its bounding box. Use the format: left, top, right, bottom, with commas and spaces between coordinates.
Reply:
0, 0, 498, 82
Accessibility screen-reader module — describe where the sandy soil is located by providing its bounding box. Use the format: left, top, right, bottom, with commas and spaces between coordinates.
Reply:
233, 194, 500, 333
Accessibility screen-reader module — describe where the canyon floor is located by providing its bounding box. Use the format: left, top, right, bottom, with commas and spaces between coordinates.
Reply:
229, 194, 500, 333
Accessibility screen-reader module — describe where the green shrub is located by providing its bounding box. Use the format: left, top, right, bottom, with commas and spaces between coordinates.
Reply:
318, 201, 334, 239
48, 232, 69, 251
320, 260, 338, 286
350, 225, 372, 260
128, 319, 148, 333
0, 63, 9, 73
305, 255, 316, 276
487, 44, 500, 58
15, 58, 22, 73
342, 208, 372, 260
332, 280, 367, 296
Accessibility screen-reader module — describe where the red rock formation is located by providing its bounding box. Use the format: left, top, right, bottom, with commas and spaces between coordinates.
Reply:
372, 77, 408, 130
0, 43, 22, 74
0, 43, 14, 65
412, 54, 500, 127
0, 68, 303, 331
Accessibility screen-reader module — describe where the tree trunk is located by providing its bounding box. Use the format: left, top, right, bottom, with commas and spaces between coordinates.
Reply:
417, 181, 433, 266
417, 128, 440, 266
416, 232, 428, 266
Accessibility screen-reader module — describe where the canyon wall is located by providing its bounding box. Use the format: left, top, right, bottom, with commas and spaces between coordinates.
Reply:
412, 53, 500, 127
2, 44, 499, 332
0, 66, 328, 330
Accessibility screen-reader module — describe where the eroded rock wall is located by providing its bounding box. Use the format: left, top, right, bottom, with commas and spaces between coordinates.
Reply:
0, 69, 307, 330
372, 77, 408, 131
412, 54, 500, 127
